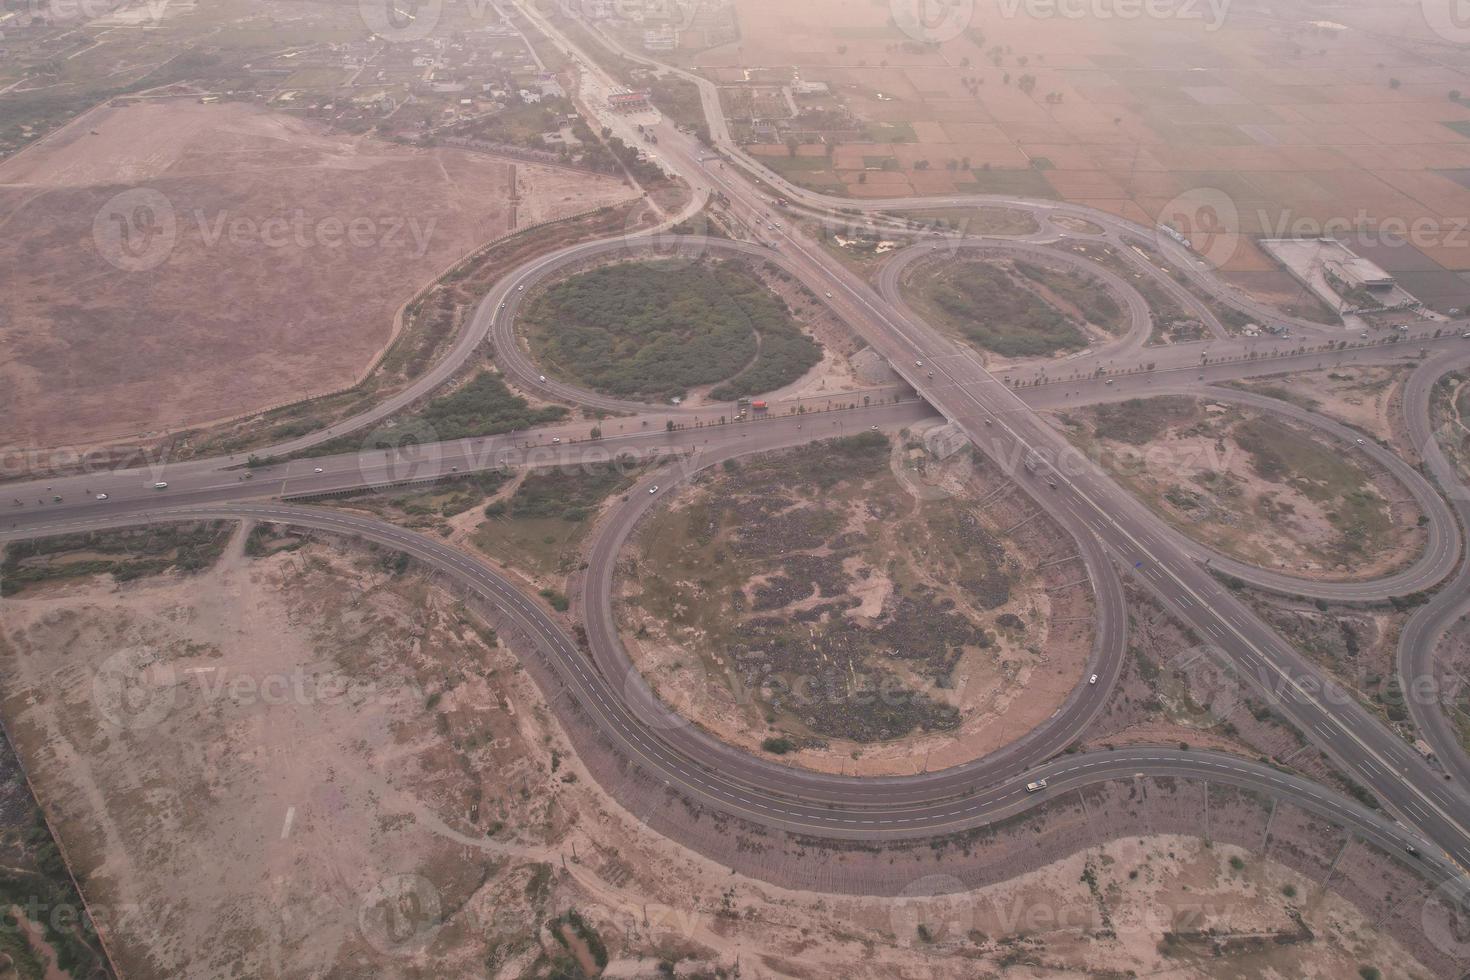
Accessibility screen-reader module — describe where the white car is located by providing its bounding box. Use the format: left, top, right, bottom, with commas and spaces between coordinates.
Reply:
517, 284, 524, 291
1089, 674, 1098, 685
1355, 438, 1366, 446
649, 485, 659, 494
824, 292, 832, 298
914, 360, 923, 367
95, 493, 108, 500
552, 437, 561, 445
538, 375, 547, 383
314, 467, 323, 473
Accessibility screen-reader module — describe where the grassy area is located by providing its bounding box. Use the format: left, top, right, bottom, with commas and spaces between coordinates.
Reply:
525, 260, 819, 402
1232, 416, 1394, 560
907, 259, 1087, 357
894, 207, 1040, 237
419, 372, 568, 440
1064, 400, 1401, 570
475, 463, 636, 576
1013, 261, 1127, 335
1, 522, 232, 596
1090, 396, 1198, 445
627, 431, 1018, 744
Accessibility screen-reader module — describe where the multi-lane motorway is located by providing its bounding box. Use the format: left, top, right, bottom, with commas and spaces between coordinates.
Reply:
6, 5, 1470, 916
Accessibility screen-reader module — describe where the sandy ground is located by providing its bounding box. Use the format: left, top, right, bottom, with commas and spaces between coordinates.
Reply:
0, 100, 635, 451
0, 528, 1445, 977
618, 426, 1095, 775
1057, 399, 1424, 579
1234, 364, 1417, 445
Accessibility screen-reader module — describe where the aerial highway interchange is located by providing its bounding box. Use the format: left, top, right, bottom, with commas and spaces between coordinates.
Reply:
7, 2, 1470, 929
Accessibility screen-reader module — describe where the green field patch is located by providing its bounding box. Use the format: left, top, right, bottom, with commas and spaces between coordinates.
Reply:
475, 464, 635, 576
905, 258, 1088, 357
2, 522, 233, 596
525, 260, 819, 402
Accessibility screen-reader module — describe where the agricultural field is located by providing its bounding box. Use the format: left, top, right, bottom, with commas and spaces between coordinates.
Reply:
1054, 396, 1424, 578
522, 258, 821, 402
686, 0, 1470, 312
618, 428, 1095, 773
901, 256, 1110, 357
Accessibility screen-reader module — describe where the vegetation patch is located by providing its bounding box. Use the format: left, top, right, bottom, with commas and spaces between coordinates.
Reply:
906, 258, 1087, 357
525, 259, 819, 402
623, 432, 1029, 745
1, 522, 232, 596
476, 462, 637, 576
1058, 399, 1416, 575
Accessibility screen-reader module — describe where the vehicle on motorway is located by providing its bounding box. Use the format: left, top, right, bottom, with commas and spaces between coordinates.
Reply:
539, 375, 547, 383
1089, 674, 1098, 685
153, 482, 168, 490
914, 360, 923, 367
95, 493, 108, 500
1104, 379, 1114, 385
824, 292, 832, 298
314, 467, 323, 473
1406, 844, 1419, 856
1026, 780, 1048, 792
649, 485, 659, 494
870, 425, 878, 430
552, 437, 561, 445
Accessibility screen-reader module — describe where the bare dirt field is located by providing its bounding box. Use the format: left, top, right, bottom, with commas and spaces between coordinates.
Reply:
685, 0, 1470, 312
617, 426, 1094, 774
0, 100, 635, 451
1230, 363, 1418, 446
1053, 396, 1425, 578
0, 527, 1450, 977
